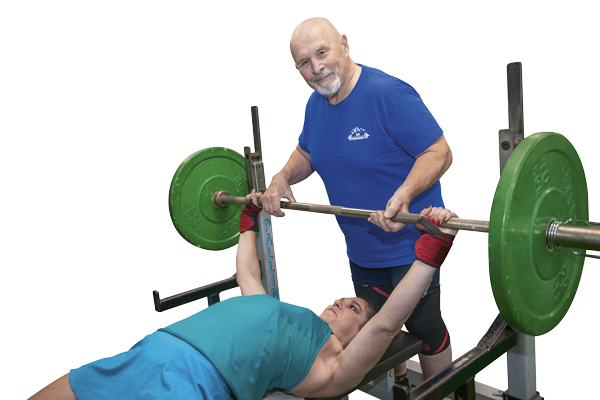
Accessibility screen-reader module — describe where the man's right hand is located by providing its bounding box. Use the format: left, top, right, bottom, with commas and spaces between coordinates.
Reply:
261, 175, 297, 217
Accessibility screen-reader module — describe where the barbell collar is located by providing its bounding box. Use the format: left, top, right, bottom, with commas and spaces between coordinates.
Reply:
213, 190, 230, 208
215, 192, 600, 252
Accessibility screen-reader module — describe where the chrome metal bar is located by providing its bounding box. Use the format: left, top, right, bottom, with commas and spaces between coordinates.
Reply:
555, 225, 600, 252
217, 193, 600, 252
219, 194, 490, 232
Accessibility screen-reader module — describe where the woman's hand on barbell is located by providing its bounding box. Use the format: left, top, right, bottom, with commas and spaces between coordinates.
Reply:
419, 206, 459, 236
244, 190, 263, 208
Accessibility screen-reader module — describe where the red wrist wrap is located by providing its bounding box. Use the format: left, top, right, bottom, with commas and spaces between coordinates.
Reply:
414, 216, 454, 268
415, 234, 453, 268
240, 202, 262, 233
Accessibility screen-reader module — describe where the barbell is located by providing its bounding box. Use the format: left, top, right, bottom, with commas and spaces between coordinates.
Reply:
168, 131, 599, 336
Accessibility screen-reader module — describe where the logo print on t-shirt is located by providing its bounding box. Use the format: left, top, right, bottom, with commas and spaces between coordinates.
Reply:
348, 127, 369, 141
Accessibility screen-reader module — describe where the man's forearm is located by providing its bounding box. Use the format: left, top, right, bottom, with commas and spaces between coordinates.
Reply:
275, 145, 314, 186
398, 136, 452, 202
401, 152, 450, 199
262, 145, 313, 216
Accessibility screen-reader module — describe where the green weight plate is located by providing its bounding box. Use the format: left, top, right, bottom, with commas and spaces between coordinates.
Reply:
169, 147, 248, 250
489, 132, 588, 336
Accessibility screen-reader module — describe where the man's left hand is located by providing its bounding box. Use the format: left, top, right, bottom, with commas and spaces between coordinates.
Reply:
368, 191, 411, 233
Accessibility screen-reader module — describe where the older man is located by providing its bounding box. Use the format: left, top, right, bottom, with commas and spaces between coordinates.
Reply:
261, 18, 453, 386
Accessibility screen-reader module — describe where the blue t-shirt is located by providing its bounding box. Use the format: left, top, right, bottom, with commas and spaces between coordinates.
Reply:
160, 295, 332, 400
298, 65, 444, 268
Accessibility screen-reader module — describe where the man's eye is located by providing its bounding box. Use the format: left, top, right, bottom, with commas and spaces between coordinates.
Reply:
300, 60, 309, 68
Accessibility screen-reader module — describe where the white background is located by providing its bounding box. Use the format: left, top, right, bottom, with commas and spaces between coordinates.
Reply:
2, 1, 599, 399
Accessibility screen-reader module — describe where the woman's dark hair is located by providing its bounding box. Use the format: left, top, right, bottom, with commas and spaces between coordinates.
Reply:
359, 299, 380, 329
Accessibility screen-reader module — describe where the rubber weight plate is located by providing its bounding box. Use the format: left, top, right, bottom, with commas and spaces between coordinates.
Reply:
169, 147, 248, 250
489, 132, 588, 336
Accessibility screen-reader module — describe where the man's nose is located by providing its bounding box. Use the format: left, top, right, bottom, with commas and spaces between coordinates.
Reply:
310, 58, 323, 75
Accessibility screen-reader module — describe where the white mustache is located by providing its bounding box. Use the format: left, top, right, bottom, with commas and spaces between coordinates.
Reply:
311, 70, 334, 84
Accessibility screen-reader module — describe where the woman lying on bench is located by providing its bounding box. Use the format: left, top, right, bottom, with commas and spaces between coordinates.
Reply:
29, 191, 458, 400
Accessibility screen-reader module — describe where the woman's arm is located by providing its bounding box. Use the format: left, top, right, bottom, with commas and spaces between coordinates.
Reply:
236, 230, 266, 296
326, 261, 438, 394
235, 191, 267, 296
298, 207, 458, 397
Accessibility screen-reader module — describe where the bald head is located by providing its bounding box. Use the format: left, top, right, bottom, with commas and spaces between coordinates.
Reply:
290, 18, 341, 60
289, 18, 358, 102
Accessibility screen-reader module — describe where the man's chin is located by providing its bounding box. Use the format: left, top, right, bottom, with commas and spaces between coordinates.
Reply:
315, 84, 340, 97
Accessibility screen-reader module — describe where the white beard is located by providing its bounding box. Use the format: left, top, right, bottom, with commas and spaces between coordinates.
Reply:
312, 71, 342, 96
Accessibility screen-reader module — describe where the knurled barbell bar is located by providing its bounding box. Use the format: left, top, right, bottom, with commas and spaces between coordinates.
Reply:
212, 192, 600, 252
167, 131, 597, 336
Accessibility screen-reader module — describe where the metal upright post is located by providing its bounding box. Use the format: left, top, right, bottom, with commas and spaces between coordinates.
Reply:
245, 106, 280, 299
501, 62, 541, 400
498, 62, 524, 174
506, 334, 539, 400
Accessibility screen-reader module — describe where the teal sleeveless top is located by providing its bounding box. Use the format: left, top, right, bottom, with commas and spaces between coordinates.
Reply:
159, 295, 332, 400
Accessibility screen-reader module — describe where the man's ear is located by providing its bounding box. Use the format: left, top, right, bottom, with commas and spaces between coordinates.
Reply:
340, 34, 349, 56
